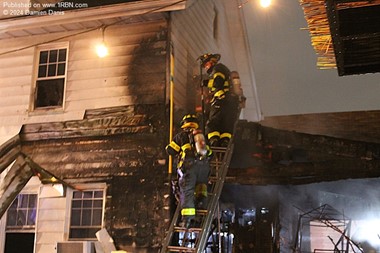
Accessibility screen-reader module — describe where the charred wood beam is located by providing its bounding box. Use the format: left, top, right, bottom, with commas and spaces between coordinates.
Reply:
23, 154, 81, 190
227, 158, 380, 185
256, 124, 380, 161
229, 122, 380, 185
0, 135, 21, 174
0, 155, 33, 219
19, 115, 151, 141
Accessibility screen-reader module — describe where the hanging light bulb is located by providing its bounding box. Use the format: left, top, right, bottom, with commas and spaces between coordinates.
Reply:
238, 0, 272, 9
260, 0, 271, 8
96, 43, 108, 58
96, 26, 109, 58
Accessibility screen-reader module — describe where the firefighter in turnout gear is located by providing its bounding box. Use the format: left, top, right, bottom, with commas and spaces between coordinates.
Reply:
166, 114, 213, 227
199, 53, 239, 147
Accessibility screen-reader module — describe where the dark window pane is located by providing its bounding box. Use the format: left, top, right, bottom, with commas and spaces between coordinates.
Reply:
49, 50, 58, 63
82, 210, 92, 225
28, 195, 37, 208
73, 191, 82, 199
70, 228, 85, 239
70, 228, 99, 239
38, 65, 47, 78
57, 63, 65, 75
94, 191, 103, 198
27, 209, 36, 225
39, 51, 48, 64
72, 200, 82, 208
47, 64, 57, 77
92, 210, 102, 225
16, 210, 26, 226
35, 78, 64, 108
93, 200, 102, 208
19, 195, 28, 208
83, 192, 93, 199
70, 210, 81, 225
58, 49, 67, 61
6, 212, 17, 226
83, 200, 92, 208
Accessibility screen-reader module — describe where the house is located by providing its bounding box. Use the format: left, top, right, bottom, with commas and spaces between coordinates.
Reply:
1, 0, 379, 252
0, 0, 258, 252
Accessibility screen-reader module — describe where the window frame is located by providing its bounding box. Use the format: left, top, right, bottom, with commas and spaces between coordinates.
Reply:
30, 42, 69, 114
5, 193, 38, 232
67, 184, 106, 241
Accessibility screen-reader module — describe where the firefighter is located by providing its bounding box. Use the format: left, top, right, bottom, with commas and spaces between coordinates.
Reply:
166, 114, 213, 227
199, 53, 239, 147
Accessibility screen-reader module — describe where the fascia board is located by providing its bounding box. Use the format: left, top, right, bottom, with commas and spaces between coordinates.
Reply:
0, 0, 187, 33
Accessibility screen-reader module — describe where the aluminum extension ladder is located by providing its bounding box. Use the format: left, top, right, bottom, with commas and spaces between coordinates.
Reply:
160, 138, 236, 253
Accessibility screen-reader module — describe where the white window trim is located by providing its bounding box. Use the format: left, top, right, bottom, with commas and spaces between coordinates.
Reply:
0, 176, 41, 253
64, 183, 107, 241
29, 41, 69, 115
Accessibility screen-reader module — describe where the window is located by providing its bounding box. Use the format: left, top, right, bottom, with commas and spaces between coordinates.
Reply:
33, 44, 68, 110
69, 189, 104, 239
6, 194, 37, 230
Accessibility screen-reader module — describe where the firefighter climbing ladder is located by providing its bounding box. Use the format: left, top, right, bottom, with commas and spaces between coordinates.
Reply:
161, 117, 239, 253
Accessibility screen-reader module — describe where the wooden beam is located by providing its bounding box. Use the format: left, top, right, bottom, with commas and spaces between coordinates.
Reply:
0, 155, 33, 219
0, 134, 21, 174
23, 155, 82, 191
227, 158, 380, 185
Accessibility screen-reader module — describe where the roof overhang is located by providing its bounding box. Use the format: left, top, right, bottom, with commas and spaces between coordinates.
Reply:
0, 0, 188, 39
300, 0, 380, 76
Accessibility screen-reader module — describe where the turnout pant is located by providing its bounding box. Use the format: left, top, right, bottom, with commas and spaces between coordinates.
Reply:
206, 94, 239, 143
179, 159, 210, 218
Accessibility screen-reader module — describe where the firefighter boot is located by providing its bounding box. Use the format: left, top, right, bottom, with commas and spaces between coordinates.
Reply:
209, 136, 219, 147
219, 137, 230, 147
196, 195, 208, 210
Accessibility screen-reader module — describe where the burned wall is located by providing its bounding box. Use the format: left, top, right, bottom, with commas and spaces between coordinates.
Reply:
20, 104, 171, 252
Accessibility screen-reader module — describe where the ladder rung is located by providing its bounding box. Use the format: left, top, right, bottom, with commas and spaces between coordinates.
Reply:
209, 176, 218, 182
174, 226, 202, 232
161, 110, 241, 253
196, 209, 208, 215
210, 146, 227, 152
167, 246, 196, 252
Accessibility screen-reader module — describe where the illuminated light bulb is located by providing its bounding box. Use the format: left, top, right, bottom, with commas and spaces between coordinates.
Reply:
96, 42, 108, 58
260, 0, 271, 8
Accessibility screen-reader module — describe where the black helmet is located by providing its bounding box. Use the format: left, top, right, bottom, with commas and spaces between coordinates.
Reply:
198, 53, 221, 67
180, 114, 199, 129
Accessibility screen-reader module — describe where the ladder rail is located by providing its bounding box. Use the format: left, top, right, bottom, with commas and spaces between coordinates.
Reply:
161, 202, 182, 252
161, 109, 241, 253
195, 143, 235, 252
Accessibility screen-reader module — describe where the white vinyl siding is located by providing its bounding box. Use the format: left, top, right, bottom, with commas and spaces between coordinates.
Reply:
0, 19, 168, 145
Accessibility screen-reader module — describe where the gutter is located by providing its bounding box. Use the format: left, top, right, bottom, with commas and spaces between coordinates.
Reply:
0, 0, 187, 33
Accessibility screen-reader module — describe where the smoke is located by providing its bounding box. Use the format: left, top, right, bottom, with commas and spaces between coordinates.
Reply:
222, 177, 380, 252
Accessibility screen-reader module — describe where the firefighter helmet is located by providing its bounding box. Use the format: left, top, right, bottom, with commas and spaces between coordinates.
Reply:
198, 53, 221, 67
180, 114, 199, 129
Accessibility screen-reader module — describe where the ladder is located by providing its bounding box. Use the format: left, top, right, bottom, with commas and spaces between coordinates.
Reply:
160, 135, 237, 253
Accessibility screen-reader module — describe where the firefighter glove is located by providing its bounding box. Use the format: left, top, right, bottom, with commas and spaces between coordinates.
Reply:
202, 79, 209, 87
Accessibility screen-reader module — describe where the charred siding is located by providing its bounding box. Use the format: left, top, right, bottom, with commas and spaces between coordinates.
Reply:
20, 104, 170, 252
228, 121, 380, 185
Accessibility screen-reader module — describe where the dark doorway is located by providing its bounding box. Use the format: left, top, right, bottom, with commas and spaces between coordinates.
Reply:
5, 233, 35, 253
